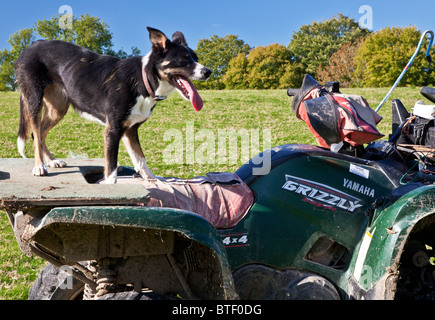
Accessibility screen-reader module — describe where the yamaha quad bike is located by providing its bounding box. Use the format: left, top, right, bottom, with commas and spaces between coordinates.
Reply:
1, 33, 435, 301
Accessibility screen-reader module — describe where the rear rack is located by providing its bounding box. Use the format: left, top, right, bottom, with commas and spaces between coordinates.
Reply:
0, 158, 149, 211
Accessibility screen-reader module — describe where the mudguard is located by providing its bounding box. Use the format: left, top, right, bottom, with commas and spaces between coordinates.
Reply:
350, 184, 435, 298
27, 206, 237, 299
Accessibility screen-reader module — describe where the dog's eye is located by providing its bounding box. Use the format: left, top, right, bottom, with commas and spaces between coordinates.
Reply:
179, 54, 194, 66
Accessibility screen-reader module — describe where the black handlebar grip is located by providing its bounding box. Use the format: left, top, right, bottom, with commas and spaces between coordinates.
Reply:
287, 88, 299, 97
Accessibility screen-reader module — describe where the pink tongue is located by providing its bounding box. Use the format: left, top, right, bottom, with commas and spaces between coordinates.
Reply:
179, 77, 203, 111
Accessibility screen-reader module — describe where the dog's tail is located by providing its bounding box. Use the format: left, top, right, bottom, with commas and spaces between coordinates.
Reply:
17, 96, 30, 158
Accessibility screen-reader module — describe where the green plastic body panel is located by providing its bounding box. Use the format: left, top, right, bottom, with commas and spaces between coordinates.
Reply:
32, 206, 236, 298
352, 185, 435, 291
36, 205, 227, 261
219, 147, 401, 295
4, 146, 435, 299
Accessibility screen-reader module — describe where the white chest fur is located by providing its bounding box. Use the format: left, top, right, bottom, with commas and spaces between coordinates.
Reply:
126, 84, 175, 128
124, 53, 177, 127
127, 95, 156, 127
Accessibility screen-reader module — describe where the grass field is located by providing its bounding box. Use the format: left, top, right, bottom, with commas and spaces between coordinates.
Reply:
0, 86, 429, 299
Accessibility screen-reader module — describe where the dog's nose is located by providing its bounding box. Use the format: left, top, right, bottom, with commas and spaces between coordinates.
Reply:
202, 67, 212, 79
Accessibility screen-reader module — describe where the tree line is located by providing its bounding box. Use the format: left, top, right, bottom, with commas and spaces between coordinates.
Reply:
0, 14, 140, 91
195, 14, 435, 90
1, 13, 434, 91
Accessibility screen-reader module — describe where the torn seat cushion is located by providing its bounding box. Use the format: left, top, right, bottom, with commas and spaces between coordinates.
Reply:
114, 172, 254, 229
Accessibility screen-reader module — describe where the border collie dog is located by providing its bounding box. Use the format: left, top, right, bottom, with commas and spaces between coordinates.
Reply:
15, 27, 211, 183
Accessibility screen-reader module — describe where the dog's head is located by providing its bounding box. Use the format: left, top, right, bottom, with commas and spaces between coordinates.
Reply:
146, 27, 211, 111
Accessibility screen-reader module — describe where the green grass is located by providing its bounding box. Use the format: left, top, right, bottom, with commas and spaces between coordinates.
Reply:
0, 87, 430, 299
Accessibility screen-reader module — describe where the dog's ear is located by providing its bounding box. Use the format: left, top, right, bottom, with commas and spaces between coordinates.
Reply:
147, 27, 171, 53
172, 31, 187, 46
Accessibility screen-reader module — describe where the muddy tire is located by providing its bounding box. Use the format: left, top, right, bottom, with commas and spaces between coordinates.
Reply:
29, 264, 167, 300
28, 264, 84, 300
98, 291, 166, 300
395, 215, 435, 300
288, 275, 340, 300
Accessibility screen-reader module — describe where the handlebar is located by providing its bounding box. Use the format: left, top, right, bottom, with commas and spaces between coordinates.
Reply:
287, 88, 299, 97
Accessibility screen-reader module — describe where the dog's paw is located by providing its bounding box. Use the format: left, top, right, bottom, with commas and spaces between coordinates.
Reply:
103, 170, 118, 184
48, 159, 67, 168
139, 172, 159, 181
138, 168, 159, 180
32, 163, 48, 176
142, 176, 165, 182
102, 178, 117, 184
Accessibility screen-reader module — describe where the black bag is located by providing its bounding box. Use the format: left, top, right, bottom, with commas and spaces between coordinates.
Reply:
397, 116, 435, 149
290, 74, 383, 148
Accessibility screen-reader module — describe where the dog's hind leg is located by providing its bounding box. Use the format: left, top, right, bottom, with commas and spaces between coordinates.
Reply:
40, 85, 69, 168
22, 93, 48, 176
16, 53, 55, 176
122, 124, 156, 180
17, 96, 30, 158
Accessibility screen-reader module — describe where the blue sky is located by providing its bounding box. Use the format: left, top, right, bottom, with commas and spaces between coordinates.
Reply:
1, 0, 434, 54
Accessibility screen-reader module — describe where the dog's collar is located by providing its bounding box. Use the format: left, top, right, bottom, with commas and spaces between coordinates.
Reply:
142, 67, 167, 101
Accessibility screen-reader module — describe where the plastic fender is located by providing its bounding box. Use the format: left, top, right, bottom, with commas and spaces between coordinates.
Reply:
29, 206, 237, 299
351, 184, 435, 295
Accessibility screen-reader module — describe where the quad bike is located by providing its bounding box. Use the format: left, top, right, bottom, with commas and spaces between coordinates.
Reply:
1, 32, 435, 301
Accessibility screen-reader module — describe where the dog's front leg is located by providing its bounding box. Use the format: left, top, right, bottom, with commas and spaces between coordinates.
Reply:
103, 126, 123, 184
122, 125, 156, 180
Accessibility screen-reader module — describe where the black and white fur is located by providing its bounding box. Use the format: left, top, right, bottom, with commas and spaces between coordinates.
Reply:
15, 27, 211, 183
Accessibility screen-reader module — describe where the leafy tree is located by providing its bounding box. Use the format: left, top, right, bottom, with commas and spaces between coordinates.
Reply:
73, 14, 114, 54
246, 44, 293, 89
279, 62, 306, 89
114, 46, 142, 59
354, 26, 435, 87
288, 13, 369, 77
223, 43, 301, 89
0, 28, 35, 91
35, 14, 113, 54
316, 37, 365, 87
0, 50, 14, 91
195, 34, 251, 89
0, 14, 141, 91
34, 15, 74, 42
35, 14, 141, 57
223, 52, 249, 89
